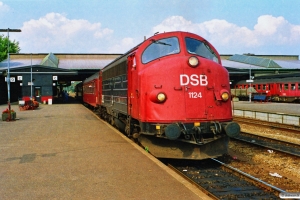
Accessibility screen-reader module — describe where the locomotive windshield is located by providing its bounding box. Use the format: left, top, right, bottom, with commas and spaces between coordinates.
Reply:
185, 37, 219, 63
142, 37, 180, 63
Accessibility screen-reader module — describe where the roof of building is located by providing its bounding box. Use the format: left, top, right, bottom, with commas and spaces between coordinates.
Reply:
222, 54, 300, 72
0, 53, 122, 71
0, 53, 299, 75
228, 54, 282, 68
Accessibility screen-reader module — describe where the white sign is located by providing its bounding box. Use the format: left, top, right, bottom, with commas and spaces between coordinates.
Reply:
246, 80, 254, 83
17, 76, 22, 81
28, 82, 34, 86
5, 77, 15, 82
53, 76, 58, 80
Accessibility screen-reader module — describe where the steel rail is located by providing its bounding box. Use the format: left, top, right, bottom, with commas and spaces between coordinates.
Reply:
211, 158, 285, 194
167, 159, 281, 199
232, 131, 300, 157
167, 164, 219, 200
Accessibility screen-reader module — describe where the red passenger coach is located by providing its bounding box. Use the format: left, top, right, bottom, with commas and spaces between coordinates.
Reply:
86, 31, 240, 159
82, 71, 102, 108
233, 77, 300, 103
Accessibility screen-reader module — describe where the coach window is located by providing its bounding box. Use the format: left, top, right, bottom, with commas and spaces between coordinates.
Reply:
298, 84, 300, 90
185, 37, 219, 63
279, 84, 282, 91
291, 83, 296, 90
142, 37, 180, 64
257, 85, 261, 90
284, 84, 289, 90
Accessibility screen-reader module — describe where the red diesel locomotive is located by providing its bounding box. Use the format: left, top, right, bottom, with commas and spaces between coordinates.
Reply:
82, 31, 240, 159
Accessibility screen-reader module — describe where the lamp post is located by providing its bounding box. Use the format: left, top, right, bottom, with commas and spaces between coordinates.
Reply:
246, 68, 254, 103
0, 28, 22, 121
249, 68, 252, 102
31, 53, 33, 100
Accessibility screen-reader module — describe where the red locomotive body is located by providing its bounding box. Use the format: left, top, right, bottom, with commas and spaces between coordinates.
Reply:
86, 31, 240, 159
82, 71, 102, 108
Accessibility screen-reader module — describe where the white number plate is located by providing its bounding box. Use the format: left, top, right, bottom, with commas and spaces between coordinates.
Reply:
188, 92, 202, 98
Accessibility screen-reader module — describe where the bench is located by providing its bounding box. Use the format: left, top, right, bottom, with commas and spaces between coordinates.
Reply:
253, 94, 267, 103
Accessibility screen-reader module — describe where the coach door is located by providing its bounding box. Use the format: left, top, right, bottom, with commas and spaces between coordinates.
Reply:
127, 53, 139, 119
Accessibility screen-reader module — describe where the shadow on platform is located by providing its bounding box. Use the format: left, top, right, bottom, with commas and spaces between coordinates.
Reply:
52, 96, 81, 104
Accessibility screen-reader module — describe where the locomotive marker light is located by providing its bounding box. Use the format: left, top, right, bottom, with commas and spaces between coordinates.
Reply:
157, 92, 166, 103
150, 91, 167, 103
0, 28, 22, 121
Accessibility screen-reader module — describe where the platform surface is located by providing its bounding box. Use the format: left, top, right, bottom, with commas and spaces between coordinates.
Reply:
232, 101, 300, 115
0, 102, 211, 200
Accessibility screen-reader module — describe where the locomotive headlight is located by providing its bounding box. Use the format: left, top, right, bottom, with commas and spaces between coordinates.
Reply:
188, 56, 199, 68
221, 91, 229, 101
157, 93, 166, 102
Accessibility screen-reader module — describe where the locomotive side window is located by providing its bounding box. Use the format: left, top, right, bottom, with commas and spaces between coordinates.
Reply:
185, 37, 219, 63
122, 74, 127, 88
114, 76, 122, 89
142, 37, 180, 64
103, 79, 111, 90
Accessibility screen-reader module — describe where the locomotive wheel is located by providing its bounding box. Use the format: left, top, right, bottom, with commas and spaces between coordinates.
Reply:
110, 116, 115, 126
125, 125, 131, 136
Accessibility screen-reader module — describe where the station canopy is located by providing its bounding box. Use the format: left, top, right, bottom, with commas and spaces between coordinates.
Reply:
40, 52, 59, 68
228, 54, 281, 68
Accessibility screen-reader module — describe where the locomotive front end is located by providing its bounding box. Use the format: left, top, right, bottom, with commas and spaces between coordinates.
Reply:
135, 32, 240, 159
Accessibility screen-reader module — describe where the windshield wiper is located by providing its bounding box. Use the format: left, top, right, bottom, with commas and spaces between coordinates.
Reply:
150, 39, 171, 46
203, 40, 217, 56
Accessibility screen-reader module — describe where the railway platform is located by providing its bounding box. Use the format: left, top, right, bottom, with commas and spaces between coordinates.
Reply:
0, 102, 211, 200
232, 101, 300, 116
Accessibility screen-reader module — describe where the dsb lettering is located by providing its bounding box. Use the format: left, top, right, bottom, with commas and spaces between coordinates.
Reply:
180, 74, 208, 86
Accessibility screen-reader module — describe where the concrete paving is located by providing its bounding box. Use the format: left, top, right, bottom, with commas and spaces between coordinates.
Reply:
232, 101, 300, 115
0, 102, 211, 200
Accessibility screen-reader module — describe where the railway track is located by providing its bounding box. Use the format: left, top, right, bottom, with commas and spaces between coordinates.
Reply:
162, 158, 283, 199
232, 116, 300, 157
232, 131, 300, 157
234, 116, 300, 134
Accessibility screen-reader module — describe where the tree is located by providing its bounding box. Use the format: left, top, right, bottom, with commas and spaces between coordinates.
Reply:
0, 34, 21, 62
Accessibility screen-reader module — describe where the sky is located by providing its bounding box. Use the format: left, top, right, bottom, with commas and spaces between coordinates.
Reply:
1, 0, 300, 56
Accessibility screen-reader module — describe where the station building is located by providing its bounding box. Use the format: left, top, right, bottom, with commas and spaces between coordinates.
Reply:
0, 53, 121, 104
0, 52, 300, 104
